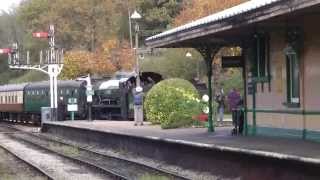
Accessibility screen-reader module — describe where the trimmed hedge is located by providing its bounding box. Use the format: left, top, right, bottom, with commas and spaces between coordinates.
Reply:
144, 78, 202, 129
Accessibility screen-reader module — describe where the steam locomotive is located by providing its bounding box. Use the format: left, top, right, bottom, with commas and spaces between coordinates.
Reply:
0, 71, 163, 124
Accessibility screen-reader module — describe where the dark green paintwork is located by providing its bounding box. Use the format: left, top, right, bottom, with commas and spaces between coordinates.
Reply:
247, 125, 320, 142
23, 81, 87, 117
246, 109, 320, 115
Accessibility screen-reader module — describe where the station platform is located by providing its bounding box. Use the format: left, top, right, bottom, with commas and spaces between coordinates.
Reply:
42, 120, 320, 179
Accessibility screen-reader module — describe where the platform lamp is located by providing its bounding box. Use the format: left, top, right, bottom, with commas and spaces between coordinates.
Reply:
131, 10, 142, 91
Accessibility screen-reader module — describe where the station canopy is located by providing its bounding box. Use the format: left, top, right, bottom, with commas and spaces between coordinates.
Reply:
145, 0, 320, 48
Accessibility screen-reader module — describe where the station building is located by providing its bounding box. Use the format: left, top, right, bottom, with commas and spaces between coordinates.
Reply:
146, 0, 320, 141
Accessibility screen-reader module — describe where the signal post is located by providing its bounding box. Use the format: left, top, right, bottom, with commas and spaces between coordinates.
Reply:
0, 25, 64, 121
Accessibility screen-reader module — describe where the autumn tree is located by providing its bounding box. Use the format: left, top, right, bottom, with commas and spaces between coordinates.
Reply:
60, 38, 134, 80
17, 0, 123, 51
129, 0, 184, 39
17, 0, 138, 80
174, 0, 247, 26
101, 38, 135, 72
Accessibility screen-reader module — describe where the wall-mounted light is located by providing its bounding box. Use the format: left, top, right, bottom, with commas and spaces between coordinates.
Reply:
186, 51, 192, 58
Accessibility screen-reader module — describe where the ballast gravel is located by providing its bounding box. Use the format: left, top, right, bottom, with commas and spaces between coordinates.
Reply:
0, 134, 111, 180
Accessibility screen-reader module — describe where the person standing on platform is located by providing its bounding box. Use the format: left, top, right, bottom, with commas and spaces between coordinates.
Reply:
215, 88, 225, 126
134, 86, 144, 126
227, 88, 241, 133
237, 98, 244, 135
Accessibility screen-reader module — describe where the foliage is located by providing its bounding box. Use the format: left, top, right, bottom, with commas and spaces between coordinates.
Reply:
59, 50, 116, 79
141, 49, 204, 81
60, 39, 134, 79
0, 0, 247, 85
134, 0, 184, 38
9, 71, 47, 84
174, 0, 247, 26
144, 78, 202, 129
101, 39, 135, 71
17, 0, 121, 51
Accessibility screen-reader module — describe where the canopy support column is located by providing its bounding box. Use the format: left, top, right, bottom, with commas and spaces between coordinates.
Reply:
196, 45, 221, 132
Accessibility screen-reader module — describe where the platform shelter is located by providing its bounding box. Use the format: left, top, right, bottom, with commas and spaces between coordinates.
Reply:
146, 0, 320, 141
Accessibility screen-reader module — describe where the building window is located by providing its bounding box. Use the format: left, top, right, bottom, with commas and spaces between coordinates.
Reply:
0, 96, 2, 104
285, 46, 300, 106
252, 33, 270, 79
15, 96, 18, 103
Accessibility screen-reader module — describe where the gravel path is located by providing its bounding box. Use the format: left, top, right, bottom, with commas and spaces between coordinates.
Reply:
0, 134, 111, 180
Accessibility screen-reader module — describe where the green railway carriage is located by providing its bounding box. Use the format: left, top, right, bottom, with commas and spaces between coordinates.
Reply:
24, 80, 87, 120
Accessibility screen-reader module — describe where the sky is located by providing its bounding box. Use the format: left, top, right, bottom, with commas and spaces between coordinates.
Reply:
0, 0, 22, 13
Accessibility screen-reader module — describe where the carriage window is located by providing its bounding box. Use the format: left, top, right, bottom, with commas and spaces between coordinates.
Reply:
74, 89, 78, 95
66, 89, 70, 95
60, 89, 64, 95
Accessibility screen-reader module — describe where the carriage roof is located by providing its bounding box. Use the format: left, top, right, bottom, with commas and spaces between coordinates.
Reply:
0, 83, 28, 92
25, 80, 85, 90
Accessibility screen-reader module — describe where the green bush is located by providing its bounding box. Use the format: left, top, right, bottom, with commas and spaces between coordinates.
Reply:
144, 78, 202, 129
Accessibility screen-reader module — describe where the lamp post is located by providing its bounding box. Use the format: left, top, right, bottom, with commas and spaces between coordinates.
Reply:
131, 10, 144, 126
186, 51, 200, 80
131, 10, 142, 90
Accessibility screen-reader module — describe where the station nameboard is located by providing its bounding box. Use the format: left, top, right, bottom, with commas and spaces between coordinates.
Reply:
221, 56, 244, 68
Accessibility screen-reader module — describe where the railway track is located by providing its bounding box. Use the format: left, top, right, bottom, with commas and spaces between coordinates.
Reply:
0, 144, 54, 180
0, 124, 126, 180
1, 123, 191, 180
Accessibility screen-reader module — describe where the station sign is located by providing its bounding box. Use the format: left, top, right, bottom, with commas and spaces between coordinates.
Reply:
68, 98, 77, 104
222, 56, 244, 68
86, 90, 94, 96
67, 104, 78, 112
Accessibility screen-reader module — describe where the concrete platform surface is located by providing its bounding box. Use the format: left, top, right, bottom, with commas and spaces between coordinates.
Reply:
44, 120, 320, 164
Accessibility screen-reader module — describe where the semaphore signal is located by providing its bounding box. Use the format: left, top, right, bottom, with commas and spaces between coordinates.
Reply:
6, 24, 63, 122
